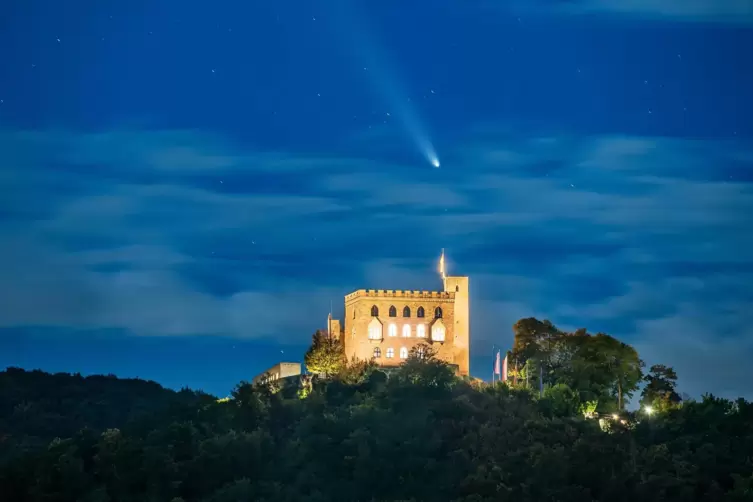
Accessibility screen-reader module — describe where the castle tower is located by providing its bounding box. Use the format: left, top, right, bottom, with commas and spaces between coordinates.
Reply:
443, 275, 470, 376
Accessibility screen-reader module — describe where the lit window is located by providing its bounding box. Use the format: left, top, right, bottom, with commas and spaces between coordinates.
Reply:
417, 346, 426, 359
389, 305, 397, 317
371, 305, 379, 317
373, 347, 381, 358
403, 306, 410, 317
417, 306, 425, 318
386, 348, 394, 358
402, 325, 411, 337
416, 325, 426, 338
431, 324, 446, 342
434, 307, 443, 319
368, 325, 382, 340
399, 347, 408, 359
388, 324, 397, 337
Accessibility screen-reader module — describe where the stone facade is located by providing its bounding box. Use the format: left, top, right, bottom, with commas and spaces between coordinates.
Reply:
332, 276, 470, 376
252, 362, 302, 385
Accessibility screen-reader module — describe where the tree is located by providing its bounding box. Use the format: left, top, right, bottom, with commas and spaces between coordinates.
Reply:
568, 333, 643, 410
641, 364, 681, 411
303, 330, 345, 378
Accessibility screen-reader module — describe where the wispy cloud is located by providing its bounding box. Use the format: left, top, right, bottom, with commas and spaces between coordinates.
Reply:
495, 0, 753, 24
0, 128, 751, 398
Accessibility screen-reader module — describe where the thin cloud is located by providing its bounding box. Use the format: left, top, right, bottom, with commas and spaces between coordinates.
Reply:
0, 127, 751, 398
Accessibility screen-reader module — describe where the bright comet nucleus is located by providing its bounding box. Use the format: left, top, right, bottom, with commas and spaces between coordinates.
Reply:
431, 158, 440, 168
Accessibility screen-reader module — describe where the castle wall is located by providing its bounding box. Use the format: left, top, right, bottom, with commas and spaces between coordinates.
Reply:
342, 286, 468, 375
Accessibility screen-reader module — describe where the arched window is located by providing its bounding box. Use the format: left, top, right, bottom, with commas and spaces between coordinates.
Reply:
399, 347, 408, 359
353, 308, 356, 319
389, 305, 397, 317
402, 325, 411, 337
371, 305, 379, 317
386, 347, 394, 358
416, 325, 426, 338
434, 307, 443, 319
388, 323, 397, 337
403, 306, 410, 317
373, 347, 381, 358
417, 306, 425, 318
368, 324, 382, 340
456, 285, 459, 292
431, 324, 446, 342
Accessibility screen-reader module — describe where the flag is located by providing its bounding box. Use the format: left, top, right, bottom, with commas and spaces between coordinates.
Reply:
439, 249, 446, 279
494, 350, 501, 375
501, 355, 508, 382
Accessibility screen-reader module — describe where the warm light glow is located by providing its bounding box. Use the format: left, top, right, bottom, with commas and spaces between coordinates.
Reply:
417, 324, 426, 338
402, 324, 411, 337
399, 347, 408, 359
612, 413, 619, 420
388, 323, 397, 337
432, 324, 446, 342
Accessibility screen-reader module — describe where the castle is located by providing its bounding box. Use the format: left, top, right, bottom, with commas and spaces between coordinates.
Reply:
327, 253, 470, 376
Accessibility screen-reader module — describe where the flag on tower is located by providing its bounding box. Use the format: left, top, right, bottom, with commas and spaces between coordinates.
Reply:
439, 249, 446, 280
501, 354, 508, 382
494, 350, 501, 376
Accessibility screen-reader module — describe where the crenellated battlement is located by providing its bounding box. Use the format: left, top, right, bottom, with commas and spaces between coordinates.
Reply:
345, 289, 455, 301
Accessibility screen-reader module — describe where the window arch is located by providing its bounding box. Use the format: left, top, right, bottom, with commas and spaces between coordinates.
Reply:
388, 323, 397, 337
373, 347, 381, 358
402, 325, 411, 337
386, 347, 395, 358
368, 324, 382, 340
399, 347, 408, 359
434, 307, 443, 319
403, 306, 410, 317
431, 324, 446, 342
389, 305, 397, 317
371, 305, 379, 317
417, 306, 425, 318
416, 324, 426, 338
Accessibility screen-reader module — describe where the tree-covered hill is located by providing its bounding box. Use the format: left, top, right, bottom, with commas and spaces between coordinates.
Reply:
1, 348, 752, 502
0, 367, 215, 461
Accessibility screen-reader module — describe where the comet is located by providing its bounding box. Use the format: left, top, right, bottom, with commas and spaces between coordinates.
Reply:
332, 2, 440, 168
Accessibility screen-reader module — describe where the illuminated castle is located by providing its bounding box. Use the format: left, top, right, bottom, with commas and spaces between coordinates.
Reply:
328, 251, 470, 376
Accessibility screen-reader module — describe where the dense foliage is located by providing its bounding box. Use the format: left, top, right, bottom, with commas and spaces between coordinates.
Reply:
1, 320, 752, 501
510, 318, 644, 411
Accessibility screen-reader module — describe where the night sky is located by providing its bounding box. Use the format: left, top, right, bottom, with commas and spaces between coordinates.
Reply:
1, 1, 752, 399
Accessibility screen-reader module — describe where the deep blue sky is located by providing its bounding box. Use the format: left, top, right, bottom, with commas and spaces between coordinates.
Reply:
1, 0, 752, 399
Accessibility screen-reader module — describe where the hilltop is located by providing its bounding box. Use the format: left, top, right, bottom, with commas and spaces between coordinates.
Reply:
1, 354, 752, 502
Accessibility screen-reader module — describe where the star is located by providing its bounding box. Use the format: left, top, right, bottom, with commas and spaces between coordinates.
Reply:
56, 38, 60, 42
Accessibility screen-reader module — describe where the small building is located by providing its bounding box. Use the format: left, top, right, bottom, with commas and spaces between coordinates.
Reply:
252, 362, 302, 385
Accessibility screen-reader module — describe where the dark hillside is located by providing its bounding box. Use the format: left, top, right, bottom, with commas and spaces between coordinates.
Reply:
1, 356, 752, 502
0, 367, 214, 460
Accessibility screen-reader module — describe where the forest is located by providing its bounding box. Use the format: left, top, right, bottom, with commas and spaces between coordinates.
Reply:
1, 317, 752, 502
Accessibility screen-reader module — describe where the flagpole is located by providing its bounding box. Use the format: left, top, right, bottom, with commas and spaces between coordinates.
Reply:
491, 344, 496, 384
